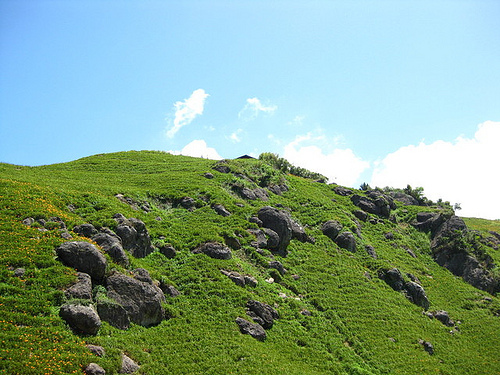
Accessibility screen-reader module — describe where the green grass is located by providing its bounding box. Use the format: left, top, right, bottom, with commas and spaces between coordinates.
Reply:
1, 151, 499, 374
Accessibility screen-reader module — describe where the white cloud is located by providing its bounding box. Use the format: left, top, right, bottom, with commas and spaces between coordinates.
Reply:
166, 89, 209, 138
238, 97, 277, 120
287, 115, 305, 127
228, 128, 244, 143
283, 133, 370, 186
168, 139, 222, 160
370, 121, 500, 219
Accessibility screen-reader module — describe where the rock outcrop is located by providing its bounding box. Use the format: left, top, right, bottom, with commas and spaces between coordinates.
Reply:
65, 272, 93, 300
246, 300, 279, 329
257, 206, 293, 254
92, 230, 129, 267
114, 214, 155, 258
235, 317, 266, 341
380, 268, 430, 309
417, 214, 500, 294
59, 304, 101, 335
56, 241, 107, 283
193, 242, 232, 260
106, 271, 165, 327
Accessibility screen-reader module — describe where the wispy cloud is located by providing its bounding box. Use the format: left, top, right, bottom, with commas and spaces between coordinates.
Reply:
370, 120, 500, 219
228, 128, 244, 143
238, 97, 277, 121
168, 139, 222, 160
287, 115, 305, 127
283, 133, 370, 186
166, 89, 209, 138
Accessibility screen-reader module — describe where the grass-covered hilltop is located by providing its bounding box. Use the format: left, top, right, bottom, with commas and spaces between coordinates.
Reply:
1, 150, 499, 375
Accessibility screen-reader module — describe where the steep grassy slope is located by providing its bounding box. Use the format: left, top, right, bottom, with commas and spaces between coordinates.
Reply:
1, 151, 499, 375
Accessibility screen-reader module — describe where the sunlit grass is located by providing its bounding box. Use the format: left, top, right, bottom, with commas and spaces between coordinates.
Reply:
0, 151, 499, 374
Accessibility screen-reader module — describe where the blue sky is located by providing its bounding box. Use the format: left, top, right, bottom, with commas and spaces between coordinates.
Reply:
1, 0, 499, 219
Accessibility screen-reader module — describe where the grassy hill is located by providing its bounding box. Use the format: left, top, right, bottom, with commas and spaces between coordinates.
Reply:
1, 150, 499, 375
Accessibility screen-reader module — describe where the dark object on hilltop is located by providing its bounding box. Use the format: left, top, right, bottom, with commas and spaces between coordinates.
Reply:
59, 304, 101, 336
235, 317, 267, 341
56, 241, 107, 283
193, 242, 232, 260
236, 154, 255, 159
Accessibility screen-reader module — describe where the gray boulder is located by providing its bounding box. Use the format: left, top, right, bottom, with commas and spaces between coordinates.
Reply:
120, 354, 140, 374
213, 204, 231, 217
257, 206, 293, 254
92, 231, 129, 267
194, 242, 232, 260
84, 363, 106, 375
106, 272, 165, 327
335, 232, 357, 252
159, 244, 177, 259
114, 215, 154, 258
235, 317, 266, 341
404, 281, 430, 310
246, 300, 279, 329
73, 223, 98, 238
321, 220, 342, 241
86, 344, 105, 357
268, 260, 287, 276
432, 310, 454, 327
221, 270, 246, 287
381, 268, 405, 291
56, 241, 107, 282
59, 304, 101, 335
65, 272, 93, 300
365, 245, 378, 259
262, 228, 280, 250
96, 300, 130, 330
248, 229, 268, 248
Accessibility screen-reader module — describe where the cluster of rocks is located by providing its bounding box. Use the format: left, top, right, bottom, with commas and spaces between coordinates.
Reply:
350, 191, 396, 219
192, 242, 233, 260
53, 214, 179, 336
84, 346, 140, 375
235, 300, 279, 341
413, 213, 499, 294
23, 216, 73, 238
56, 240, 167, 334
247, 206, 312, 256
424, 310, 459, 331
321, 220, 357, 252
221, 270, 258, 287
379, 268, 430, 310
211, 160, 289, 201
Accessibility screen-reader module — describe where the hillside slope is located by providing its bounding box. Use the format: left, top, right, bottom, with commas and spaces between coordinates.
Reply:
1, 151, 499, 375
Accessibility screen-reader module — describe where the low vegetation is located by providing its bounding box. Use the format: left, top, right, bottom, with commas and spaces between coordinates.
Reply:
1, 151, 499, 374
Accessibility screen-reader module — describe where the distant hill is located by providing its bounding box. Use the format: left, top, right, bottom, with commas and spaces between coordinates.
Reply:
1, 150, 499, 374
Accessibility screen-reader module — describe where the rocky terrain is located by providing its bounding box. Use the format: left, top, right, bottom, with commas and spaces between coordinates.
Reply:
1, 151, 499, 374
